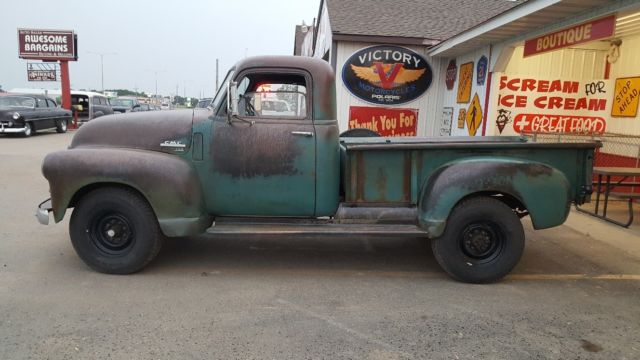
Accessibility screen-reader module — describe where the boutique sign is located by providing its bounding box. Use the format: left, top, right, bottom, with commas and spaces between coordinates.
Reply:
342, 45, 432, 105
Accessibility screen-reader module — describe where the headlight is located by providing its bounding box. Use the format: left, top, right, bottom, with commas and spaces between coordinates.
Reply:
12, 112, 20, 120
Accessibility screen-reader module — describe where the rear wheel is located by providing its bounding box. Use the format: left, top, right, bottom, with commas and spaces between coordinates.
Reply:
431, 197, 524, 283
69, 187, 163, 274
56, 119, 68, 133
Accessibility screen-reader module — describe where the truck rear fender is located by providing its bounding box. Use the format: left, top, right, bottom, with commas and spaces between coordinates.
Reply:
418, 158, 570, 238
42, 148, 212, 237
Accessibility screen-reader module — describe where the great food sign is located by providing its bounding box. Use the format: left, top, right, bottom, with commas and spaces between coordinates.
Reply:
493, 75, 612, 135
342, 45, 432, 105
18, 29, 76, 60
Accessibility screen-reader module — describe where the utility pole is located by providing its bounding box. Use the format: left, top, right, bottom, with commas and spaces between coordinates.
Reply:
215, 58, 219, 92
148, 70, 166, 105
87, 51, 117, 93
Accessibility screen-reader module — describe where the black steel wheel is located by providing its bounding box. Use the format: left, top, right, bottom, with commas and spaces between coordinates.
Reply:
431, 197, 524, 283
70, 187, 163, 274
56, 119, 68, 133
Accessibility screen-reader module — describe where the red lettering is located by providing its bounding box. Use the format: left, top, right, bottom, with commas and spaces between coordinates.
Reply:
499, 76, 508, 90
522, 79, 536, 92
538, 80, 549, 92
507, 79, 520, 91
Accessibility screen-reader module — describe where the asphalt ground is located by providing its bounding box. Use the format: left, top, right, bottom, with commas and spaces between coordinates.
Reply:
1, 130, 639, 360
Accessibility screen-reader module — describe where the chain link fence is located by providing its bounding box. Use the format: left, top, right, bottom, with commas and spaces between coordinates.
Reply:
523, 132, 640, 168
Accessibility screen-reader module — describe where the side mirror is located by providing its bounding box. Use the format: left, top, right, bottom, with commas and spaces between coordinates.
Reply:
227, 80, 239, 119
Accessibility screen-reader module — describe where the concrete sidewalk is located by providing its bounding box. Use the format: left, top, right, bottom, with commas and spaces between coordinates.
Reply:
564, 206, 640, 258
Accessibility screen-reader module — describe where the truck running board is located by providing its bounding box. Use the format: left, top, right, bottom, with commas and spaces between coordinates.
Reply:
206, 222, 427, 237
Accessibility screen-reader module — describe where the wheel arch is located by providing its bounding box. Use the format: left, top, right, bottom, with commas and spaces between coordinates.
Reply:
418, 157, 571, 238
43, 148, 213, 237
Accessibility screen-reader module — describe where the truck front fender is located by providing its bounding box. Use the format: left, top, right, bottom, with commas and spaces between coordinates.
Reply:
418, 157, 570, 238
42, 148, 212, 237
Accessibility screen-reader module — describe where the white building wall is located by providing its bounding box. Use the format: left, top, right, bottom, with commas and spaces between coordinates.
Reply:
334, 41, 444, 137
440, 46, 491, 137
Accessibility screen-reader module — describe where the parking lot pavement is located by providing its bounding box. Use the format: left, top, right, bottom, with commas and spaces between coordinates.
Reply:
1, 131, 639, 360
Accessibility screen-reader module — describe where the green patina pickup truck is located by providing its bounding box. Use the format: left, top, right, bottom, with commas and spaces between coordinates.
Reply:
37, 56, 597, 283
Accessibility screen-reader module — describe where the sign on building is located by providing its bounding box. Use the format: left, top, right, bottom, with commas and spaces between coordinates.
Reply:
18, 29, 77, 60
342, 45, 432, 105
348, 106, 418, 136
457, 62, 473, 103
611, 77, 640, 118
523, 15, 615, 57
493, 75, 612, 135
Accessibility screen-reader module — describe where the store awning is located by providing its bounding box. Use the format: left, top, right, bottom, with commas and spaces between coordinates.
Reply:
428, 0, 640, 58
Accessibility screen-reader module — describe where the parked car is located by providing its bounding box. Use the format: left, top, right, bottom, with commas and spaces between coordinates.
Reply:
71, 91, 114, 125
37, 56, 598, 283
111, 97, 141, 113
0, 94, 71, 137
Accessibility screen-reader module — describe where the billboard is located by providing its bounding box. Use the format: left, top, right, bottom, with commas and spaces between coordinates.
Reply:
18, 28, 76, 60
28, 70, 56, 81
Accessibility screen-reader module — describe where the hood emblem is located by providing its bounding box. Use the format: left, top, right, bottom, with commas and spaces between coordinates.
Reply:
160, 140, 186, 152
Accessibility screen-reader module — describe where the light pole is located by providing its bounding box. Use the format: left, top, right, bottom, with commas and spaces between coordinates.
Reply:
148, 70, 166, 105
87, 51, 117, 93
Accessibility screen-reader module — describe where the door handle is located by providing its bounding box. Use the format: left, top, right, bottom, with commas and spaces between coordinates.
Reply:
291, 131, 314, 137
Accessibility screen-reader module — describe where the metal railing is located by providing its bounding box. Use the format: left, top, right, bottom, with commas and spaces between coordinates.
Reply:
523, 132, 640, 168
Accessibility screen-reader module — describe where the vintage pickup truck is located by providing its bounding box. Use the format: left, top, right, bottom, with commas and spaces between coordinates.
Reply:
37, 56, 597, 283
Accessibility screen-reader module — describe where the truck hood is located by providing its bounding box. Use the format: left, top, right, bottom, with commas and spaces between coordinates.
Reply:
70, 110, 195, 154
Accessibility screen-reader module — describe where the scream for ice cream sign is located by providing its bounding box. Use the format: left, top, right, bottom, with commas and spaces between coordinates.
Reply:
493, 75, 612, 135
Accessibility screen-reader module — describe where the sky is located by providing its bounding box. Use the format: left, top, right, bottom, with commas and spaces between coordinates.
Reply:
0, 0, 320, 98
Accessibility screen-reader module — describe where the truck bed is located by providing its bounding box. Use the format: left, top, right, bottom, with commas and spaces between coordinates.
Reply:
339, 136, 598, 205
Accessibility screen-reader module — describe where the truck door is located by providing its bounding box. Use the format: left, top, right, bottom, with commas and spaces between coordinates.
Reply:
209, 70, 316, 217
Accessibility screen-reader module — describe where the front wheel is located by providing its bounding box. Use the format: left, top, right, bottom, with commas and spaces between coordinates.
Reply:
431, 197, 525, 283
56, 119, 68, 133
69, 187, 163, 274
22, 122, 34, 137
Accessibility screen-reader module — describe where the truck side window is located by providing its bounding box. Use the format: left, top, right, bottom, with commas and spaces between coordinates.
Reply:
236, 73, 307, 119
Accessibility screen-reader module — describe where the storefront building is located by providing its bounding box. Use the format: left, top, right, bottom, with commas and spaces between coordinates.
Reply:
300, 0, 640, 146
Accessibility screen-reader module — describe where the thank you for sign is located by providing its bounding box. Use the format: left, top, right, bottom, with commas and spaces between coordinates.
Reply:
349, 106, 418, 136
342, 45, 432, 105
523, 15, 615, 57
18, 28, 76, 60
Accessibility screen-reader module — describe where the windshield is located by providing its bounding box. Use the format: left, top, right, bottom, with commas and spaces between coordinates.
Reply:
211, 70, 234, 110
0, 96, 36, 108
111, 99, 134, 107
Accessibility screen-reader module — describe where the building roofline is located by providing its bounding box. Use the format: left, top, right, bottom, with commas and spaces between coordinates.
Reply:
332, 33, 440, 46
428, 0, 559, 57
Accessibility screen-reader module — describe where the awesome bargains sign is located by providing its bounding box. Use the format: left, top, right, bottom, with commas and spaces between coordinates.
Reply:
492, 75, 612, 135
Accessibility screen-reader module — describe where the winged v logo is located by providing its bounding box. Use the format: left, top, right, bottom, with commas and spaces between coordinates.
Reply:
350, 62, 426, 89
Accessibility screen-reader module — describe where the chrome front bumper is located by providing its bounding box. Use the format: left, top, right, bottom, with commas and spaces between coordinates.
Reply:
0, 124, 28, 134
36, 198, 52, 225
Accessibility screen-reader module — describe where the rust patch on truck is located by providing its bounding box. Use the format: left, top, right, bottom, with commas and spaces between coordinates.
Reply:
211, 121, 303, 179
